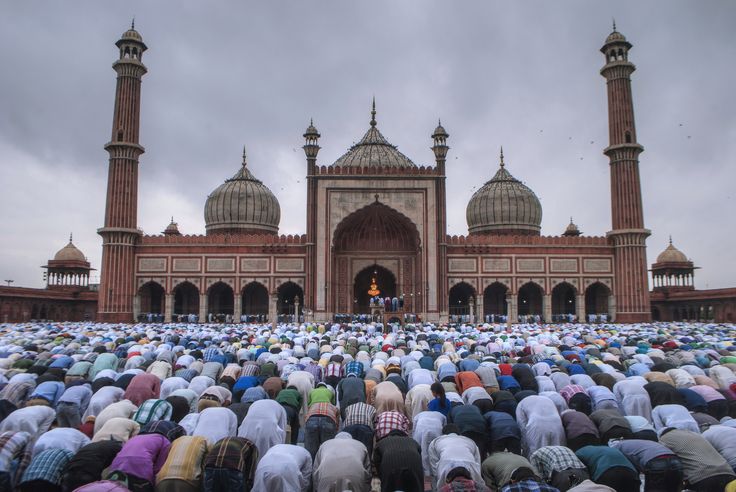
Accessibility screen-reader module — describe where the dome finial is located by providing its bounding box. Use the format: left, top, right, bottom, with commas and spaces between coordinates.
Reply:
669, 235, 673, 245
499, 146, 505, 168
242, 145, 247, 167
612, 18, 616, 32
69, 232, 73, 243
131, 17, 135, 30
370, 96, 377, 127
570, 216, 574, 224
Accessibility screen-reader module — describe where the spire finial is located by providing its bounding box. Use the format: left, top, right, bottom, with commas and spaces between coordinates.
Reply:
310, 117, 313, 126
438, 118, 442, 126
570, 216, 574, 224
612, 18, 616, 32
131, 17, 135, 30
69, 232, 73, 243
370, 97, 376, 127
499, 146, 505, 168
171, 216, 174, 223
241, 146, 247, 167
669, 235, 672, 245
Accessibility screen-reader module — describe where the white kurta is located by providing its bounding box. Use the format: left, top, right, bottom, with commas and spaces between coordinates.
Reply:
0, 406, 56, 438
613, 379, 652, 421
252, 444, 312, 492
32, 427, 90, 456
427, 433, 483, 489
413, 411, 446, 476
194, 407, 237, 445
83, 386, 125, 419
405, 384, 433, 420
238, 399, 287, 461
312, 434, 371, 492
516, 395, 566, 457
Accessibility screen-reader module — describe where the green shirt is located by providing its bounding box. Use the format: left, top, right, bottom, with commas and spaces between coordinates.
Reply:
276, 388, 302, 409
308, 386, 334, 406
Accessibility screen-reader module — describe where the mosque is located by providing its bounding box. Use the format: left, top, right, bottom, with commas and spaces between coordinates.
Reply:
1, 25, 734, 324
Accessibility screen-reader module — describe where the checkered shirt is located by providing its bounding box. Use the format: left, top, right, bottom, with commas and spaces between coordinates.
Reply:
303, 363, 323, 383
133, 399, 173, 425
343, 402, 376, 428
306, 402, 340, 426
344, 361, 365, 378
20, 448, 73, 485
374, 411, 410, 440
559, 384, 587, 403
205, 437, 259, 480
530, 446, 586, 481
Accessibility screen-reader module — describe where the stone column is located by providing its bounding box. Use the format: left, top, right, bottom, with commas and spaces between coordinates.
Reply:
164, 294, 173, 323
233, 292, 241, 322
608, 295, 616, 322
543, 294, 552, 323
269, 293, 278, 328
506, 295, 516, 327
295, 299, 301, 323
132, 295, 141, 322
576, 294, 585, 323
476, 296, 484, 324
199, 294, 207, 323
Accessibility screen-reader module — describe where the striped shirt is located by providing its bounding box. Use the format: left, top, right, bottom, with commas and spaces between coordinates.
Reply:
343, 402, 376, 428
0, 431, 31, 471
659, 428, 735, 483
156, 436, 209, 483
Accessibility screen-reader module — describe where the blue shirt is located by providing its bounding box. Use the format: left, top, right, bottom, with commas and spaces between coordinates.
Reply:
428, 397, 451, 416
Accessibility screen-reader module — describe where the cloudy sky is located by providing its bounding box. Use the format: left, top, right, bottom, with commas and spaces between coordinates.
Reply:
1, 1, 734, 290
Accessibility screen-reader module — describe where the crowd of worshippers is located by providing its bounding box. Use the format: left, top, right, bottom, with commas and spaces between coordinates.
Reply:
0, 321, 734, 492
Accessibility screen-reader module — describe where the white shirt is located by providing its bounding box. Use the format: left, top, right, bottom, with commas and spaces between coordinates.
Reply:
412, 411, 446, 476
702, 425, 736, 469
651, 404, 700, 434
0, 406, 55, 438
33, 428, 90, 456
84, 386, 125, 419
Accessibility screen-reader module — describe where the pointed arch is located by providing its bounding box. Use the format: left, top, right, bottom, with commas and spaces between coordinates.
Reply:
138, 281, 165, 314
483, 282, 508, 318
551, 282, 577, 316
333, 202, 420, 252
518, 282, 543, 316
277, 281, 304, 317
449, 282, 476, 319
173, 281, 199, 315
585, 282, 611, 317
241, 281, 268, 319
207, 281, 234, 316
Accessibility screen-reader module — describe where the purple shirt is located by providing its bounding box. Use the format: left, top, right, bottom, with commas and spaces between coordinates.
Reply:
109, 433, 170, 483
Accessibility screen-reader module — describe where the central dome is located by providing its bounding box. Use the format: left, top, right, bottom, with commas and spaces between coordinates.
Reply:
204, 149, 280, 235
332, 102, 416, 169
466, 150, 542, 235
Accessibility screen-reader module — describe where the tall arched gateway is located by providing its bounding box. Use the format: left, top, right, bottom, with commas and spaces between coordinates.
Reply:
331, 201, 421, 316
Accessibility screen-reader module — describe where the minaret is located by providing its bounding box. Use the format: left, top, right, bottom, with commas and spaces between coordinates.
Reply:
97, 23, 147, 322
432, 120, 449, 321
303, 118, 321, 319
601, 24, 651, 322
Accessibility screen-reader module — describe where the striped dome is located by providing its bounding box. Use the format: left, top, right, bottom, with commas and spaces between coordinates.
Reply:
466, 151, 542, 235
204, 150, 280, 235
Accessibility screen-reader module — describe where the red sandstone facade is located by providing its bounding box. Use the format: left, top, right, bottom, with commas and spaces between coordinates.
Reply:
3, 26, 735, 324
